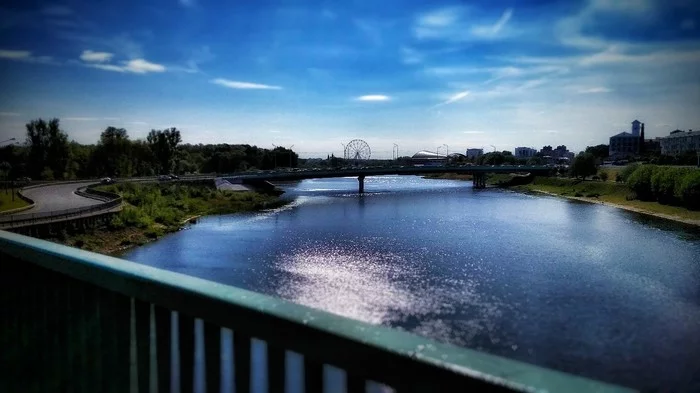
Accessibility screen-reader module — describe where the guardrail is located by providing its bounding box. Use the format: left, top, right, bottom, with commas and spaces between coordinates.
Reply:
0, 197, 122, 228
0, 230, 635, 393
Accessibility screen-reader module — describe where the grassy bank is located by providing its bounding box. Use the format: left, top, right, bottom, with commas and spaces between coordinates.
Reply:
53, 182, 285, 254
0, 189, 30, 212
514, 177, 700, 224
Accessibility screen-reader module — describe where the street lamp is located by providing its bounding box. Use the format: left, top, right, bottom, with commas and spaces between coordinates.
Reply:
443, 144, 449, 157
393, 143, 399, 160
436, 146, 442, 158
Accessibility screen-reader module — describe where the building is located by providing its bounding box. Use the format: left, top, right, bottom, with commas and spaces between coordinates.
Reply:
514, 147, 537, 158
659, 129, 700, 156
411, 150, 447, 166
539, 145, 574, 164
609, 120, 644, 158
465, 148, 484, 159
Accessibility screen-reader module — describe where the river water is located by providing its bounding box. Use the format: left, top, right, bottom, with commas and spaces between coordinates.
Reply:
124, 176, 700, 392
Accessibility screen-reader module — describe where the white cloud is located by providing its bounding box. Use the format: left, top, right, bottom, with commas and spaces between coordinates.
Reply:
356, 95, 391, 101
211, 78, 282, 90
124, 59, 165, 73
433, 90, 470, 108
681, 19, 695, 30
80, 50, 113, 63
0, 50, 31, 59
578, 87, 613, 93
400, 47, 423, 64
85, 58, 166, 74
417, 7, 461, 28
471, 8, 514, 38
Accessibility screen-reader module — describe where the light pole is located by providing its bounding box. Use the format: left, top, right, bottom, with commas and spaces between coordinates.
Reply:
443, 144, 449, 156
393, 143, 399, 160
341, 143, 346, 160
436, 146, 442, 158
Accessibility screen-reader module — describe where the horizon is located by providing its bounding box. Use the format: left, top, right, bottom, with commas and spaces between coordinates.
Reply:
1, 0, 699, 159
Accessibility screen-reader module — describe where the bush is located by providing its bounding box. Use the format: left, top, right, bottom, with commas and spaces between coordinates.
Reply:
119, 206, 153, 228
618, 163, 640, 183
626, 165, 656, 200
599, 170, 609, 182
678, 171, 700, 210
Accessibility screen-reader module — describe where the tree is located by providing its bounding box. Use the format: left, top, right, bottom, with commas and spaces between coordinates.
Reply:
678, 171, 700, 210
93, 127, 132, 177
626, 164, 656, 200
147, 128, 182, 174
585, 144, 609, 160
25, 118, 71, 179
570, 152, 597, 179
598, 170, 609, 182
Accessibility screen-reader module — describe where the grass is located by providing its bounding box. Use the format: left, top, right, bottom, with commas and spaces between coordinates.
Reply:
0, 189, 30, 212
55, 182, 285, 254
514, 177, 700, 223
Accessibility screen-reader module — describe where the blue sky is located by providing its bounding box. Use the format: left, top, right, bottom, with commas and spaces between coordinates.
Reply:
0, 0, 699, 158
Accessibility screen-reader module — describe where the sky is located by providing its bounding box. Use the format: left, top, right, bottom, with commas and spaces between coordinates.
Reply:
0, 0, 699, 158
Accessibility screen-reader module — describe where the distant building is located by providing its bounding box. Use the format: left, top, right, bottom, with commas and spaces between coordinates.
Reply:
539, 145, 574, 164
659, 129, 700, 156
411, 150, 447, 166
514, 147, 537, 158
465, 148, 484, 159
609, 120, 645, 158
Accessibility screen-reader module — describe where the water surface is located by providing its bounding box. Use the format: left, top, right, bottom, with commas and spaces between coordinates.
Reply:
124, 176, 700, 391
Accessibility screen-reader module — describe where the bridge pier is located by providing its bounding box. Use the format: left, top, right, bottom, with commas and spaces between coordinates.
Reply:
473, 173, 486, 189
358, 175, 365, 194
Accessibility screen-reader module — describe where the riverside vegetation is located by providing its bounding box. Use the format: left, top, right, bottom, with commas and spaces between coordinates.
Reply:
53, 182, 285, 254
495, 164, 700, 224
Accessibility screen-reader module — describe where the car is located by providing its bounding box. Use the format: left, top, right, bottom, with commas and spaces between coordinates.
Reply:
18, 176, 31, 183
169, 174, 179, 180
158, 175, 171, 181
100, 177, 114, 184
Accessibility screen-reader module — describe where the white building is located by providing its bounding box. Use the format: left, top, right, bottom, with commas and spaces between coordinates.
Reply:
659, 129, 700, 156
609, 120, 644, 158
466, 148, 483, 159
514, 147, 537, 158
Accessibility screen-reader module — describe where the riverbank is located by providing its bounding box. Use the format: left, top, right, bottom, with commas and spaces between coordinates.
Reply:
49, 182, 287, 254
423, 173, 473, 180
511, 177, 700, 227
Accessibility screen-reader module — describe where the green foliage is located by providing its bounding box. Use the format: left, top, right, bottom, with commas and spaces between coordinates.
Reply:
25, 118, 71, 179
618, 163, 640, 182
147, 128, 182, 174
598, 170, 609, 182
570, 152, 597, 179
585, 144, 609, 159
678, 171, 700, 210
626, 165, 656, 200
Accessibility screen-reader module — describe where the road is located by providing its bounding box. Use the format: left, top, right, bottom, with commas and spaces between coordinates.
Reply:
16, 181, 103, 213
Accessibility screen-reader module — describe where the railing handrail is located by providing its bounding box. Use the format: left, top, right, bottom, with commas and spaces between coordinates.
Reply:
0, 196, 122, 227
0, 230, 634, 392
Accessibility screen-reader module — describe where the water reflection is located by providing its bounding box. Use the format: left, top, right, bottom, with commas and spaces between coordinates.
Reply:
125, 176, 700, 392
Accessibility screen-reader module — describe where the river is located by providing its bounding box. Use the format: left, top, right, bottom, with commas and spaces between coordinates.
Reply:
123, 176, 700, 392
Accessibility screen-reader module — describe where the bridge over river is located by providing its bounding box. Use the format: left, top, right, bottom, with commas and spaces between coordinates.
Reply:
224, 165, 552, 193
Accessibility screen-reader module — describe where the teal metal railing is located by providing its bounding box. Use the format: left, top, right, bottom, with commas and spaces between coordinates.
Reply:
0, 230, 636, 393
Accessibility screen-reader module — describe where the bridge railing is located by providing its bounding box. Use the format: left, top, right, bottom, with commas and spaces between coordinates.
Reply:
0, 197, 122, 228
0, 230, 634, 393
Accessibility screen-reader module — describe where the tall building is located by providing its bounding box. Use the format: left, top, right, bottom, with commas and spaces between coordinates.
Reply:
466, 148, 484, 159
609, 120, 644, 158
514, 147, 537, 158
659, 129, 700, 156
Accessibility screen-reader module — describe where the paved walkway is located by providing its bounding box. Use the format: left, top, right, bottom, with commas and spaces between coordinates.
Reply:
21, 182, 103, 213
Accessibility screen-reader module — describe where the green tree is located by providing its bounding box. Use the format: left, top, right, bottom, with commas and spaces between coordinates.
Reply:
93, 127, 133, 177
585, 144, 609, 159
570, 152, 597, 179
678, 171, 700, 210
626, 165, 656, 200
25, 118, 71, 179
598, 170, 609, 182
147, 128, 182, 174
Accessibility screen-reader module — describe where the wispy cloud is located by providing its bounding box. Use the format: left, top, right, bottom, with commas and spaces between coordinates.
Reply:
0, 50, 31, 60
578, 87, 612, 94
356, 95, 390, 101
400, 47, 423, 65
127, 121, 148, 125
471, 8, 514, 38
180, 0, 195, 7
463, 131, 484, 134
432, 90, 470, 108
0, 112, 20, 117
63, 117, 99, 121
85, 58, 166, 74
354, 19, 383, 46
417, 7, 461, 28
211, 78, 282, 90
0, 49, 55, 65
80, 50, 113, 63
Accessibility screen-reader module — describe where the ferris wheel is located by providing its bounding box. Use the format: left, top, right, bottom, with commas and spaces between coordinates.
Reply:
345, 139, 371, 162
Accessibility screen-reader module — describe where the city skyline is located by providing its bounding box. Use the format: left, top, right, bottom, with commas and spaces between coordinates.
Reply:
1, 0, 699, 158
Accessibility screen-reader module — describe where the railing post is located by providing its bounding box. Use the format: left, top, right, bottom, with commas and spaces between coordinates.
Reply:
135, 300, 151, 393
304, 357, 324, 393
267, 344, 286, 393
203, 321, 221, 393
154, 306, 172, 393
233, 332, 251, 393
179, 313, 196, 393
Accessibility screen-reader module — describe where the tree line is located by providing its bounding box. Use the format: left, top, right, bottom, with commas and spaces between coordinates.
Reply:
0, 118, 299, 180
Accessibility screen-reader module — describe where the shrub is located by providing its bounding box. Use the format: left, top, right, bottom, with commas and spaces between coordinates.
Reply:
626, 165, 656, 200
678, 171, 700, 210
618, 163, 640, 182
599, 170, 609, 182
120, 206, 153, 228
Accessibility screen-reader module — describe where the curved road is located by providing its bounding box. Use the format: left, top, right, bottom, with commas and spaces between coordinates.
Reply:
19, 182, 103, 213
